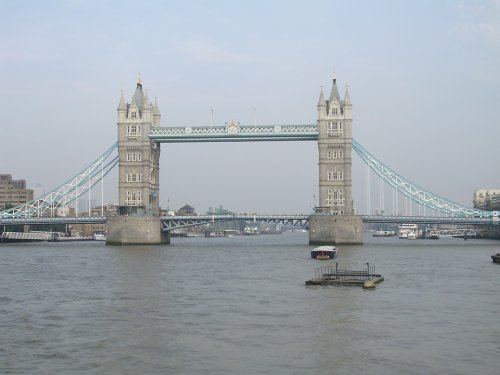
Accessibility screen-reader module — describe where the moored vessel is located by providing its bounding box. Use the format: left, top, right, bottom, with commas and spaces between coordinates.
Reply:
93, 231, 107, 241
311, 246, 337, 259
373, 229, 396, 237
398, 223, 419, 239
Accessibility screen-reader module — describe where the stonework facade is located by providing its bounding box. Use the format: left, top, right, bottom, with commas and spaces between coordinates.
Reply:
0, 174, 34, 209
107, 216, 169, 245
309, 215, 363, 245
316, 73, 353, 215
108, 77, 167, 245
116, 77, 161, 216
309, 72, 363, 245
473, 189, 500, 211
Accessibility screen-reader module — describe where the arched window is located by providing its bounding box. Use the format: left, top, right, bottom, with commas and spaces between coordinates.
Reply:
333, 171, 344, 181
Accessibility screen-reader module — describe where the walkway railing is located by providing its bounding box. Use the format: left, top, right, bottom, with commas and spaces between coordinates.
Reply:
149, 124, 319, 142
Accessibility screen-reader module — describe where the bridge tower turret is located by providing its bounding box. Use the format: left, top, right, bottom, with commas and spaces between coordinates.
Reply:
107, 76, 168, 245
317, 71, 354, 215
309, 71, 363, 245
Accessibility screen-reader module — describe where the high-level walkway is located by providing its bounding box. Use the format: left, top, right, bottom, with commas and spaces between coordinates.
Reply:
0, 125, 498, 226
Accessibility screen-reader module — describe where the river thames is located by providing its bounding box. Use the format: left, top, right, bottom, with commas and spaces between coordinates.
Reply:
1, 232, 499, 374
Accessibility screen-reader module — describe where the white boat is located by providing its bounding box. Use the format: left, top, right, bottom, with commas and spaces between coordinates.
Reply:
398, 224, 418, 239
373, 229, 396, 237
407, 231, 417, 240
243, 227, 260, 235
93, 232, 106, 241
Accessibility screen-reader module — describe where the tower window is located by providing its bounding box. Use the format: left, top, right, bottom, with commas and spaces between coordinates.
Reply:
127, 173, 142, 183
126, 152, 142, 161
327, 170, 343, 181
126, 189, 142, 205
327, 120, 343, 137
333, 171, 344, 181
126, 124, 142, 139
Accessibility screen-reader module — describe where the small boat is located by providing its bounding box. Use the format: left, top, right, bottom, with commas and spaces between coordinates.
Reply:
311, 246, 337, 259
407, 232, 417, 240
398, 223, 418, 239
492, 253, 500, 264
372, 229, 396, 237
93, 232, 106, 241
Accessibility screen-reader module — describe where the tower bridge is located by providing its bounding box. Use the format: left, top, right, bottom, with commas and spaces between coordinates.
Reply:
105, 72, 361, 245
1, 73, 498, 245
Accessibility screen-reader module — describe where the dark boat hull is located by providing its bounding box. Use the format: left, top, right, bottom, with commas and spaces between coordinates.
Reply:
0, 238, 54, 244
492, 254, 500, 264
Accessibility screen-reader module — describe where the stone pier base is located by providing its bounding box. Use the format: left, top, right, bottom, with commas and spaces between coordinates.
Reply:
106, 216, 169, 245
309, 214, 363, 245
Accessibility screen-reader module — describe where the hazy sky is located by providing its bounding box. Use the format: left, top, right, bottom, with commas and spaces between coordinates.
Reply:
1, 0, 499, 214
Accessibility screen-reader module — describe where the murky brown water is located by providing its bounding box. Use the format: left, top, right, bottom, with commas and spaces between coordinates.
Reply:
1, 232, 499, 374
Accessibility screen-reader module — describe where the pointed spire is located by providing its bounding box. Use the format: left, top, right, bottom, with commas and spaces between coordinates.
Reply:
131, 76, 145, 110
153, 97, 160, 115
344, 84, 351, 105
317, 86, 326, 107
118, 90, 126, 110
329, 68, 340, 103
137, 73, 142, 86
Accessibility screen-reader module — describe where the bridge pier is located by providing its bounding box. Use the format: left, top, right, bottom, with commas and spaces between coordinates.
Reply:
308, 214, 363, 245
106, 216, 169, 245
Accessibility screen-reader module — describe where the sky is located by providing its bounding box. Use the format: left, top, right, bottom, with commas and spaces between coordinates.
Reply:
1, 0, 499, 214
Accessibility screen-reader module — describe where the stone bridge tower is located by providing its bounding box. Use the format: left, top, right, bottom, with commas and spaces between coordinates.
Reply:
107, 77, 168, 245
309, 72, 363, 245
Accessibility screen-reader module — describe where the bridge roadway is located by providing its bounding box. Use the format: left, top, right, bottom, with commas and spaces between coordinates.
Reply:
0, 214, 496, 229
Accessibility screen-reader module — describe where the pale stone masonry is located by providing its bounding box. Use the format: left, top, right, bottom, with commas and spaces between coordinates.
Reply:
309, 72, 363, 245
116, 76, 161, 216
316, 72, 353, 215
107, 77, 168, 245
0, 174, 34, 209
473, 189, 500, 211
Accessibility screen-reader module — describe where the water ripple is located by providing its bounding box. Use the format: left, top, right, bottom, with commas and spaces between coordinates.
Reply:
1, 233, 499, 374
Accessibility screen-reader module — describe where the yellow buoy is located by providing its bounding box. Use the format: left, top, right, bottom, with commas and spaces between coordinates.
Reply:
362, 281, 376, 289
